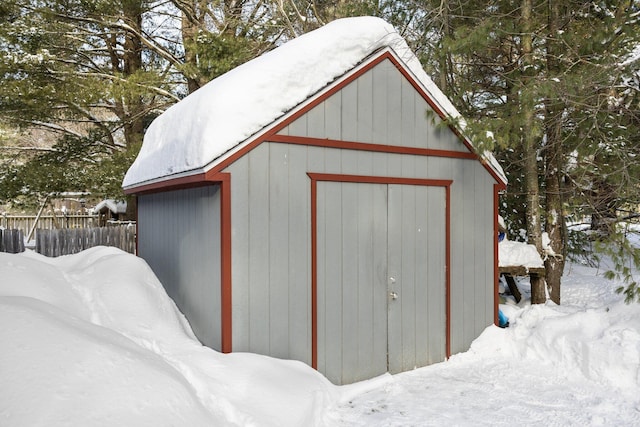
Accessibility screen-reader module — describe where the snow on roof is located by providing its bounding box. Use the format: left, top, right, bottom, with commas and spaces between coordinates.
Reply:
123, 16, 506, 189
499, 239, 544, 269
92, 199, 127, 215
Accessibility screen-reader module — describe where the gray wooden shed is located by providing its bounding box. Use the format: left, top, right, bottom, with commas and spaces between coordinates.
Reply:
123, 17, 507, 385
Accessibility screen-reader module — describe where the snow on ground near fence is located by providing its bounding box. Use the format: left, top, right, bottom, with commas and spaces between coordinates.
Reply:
1, 247, 640, 426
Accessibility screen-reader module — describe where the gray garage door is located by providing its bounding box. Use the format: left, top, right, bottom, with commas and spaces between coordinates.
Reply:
316, 181, 446, 384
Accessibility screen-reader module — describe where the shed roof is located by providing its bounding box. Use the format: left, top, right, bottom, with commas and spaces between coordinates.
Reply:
123, 16, 506, 190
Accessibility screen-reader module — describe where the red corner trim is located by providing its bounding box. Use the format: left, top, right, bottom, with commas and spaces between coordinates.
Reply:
310, 177, 318, 369
445, 183, 451, 359
493, 184, 500, 327
213, 172, 233, 353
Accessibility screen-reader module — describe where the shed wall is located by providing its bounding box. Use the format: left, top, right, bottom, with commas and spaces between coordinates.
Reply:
137, 185, 222, 349
135, 54, 498, 381
225, 142, 495, 363
279, 58, 467, 153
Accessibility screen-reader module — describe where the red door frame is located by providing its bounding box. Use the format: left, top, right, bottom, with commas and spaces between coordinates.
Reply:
308, 173, 453, 369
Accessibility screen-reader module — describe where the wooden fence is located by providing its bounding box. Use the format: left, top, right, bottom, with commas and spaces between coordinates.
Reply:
35, 226, 136, 257
0, 226, 136, 256
0, 229, 25, 254
1, 214, 99, 234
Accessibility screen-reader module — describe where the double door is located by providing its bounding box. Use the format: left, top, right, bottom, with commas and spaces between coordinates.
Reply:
315, 180, 446, 384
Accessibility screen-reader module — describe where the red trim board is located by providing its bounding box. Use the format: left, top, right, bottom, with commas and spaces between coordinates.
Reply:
214, 173, 233, 353
493, 184, 501, 327
269, 134, 478, 160
308, 173, 453, 369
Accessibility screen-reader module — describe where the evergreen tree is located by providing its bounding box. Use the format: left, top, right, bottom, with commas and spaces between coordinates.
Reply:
0, 0, 175, 210
409, 0, 640, 303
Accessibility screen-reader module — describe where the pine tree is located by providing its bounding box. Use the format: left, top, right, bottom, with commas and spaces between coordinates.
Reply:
0, 0, 176, 209
409, 0, 640, 303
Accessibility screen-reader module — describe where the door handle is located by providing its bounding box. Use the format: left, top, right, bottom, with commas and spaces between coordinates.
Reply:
390, 291, 398, 300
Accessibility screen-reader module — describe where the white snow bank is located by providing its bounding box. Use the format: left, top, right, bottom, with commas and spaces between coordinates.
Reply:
0, 297, 214, 426
499, 239, 544, 268
4, 247, 640, 426
471, 303, 640, 391
331, 262, 640, 426
123, 16, 506, 188
0, 247, 338, 427
473, 263, 640, 394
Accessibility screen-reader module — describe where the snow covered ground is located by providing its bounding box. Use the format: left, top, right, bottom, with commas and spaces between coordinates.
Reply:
1, 246, 639, 426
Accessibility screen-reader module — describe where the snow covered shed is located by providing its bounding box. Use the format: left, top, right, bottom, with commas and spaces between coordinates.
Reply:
123, 17, 507, 385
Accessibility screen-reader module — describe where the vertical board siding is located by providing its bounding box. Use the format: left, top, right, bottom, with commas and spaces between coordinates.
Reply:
386, 60, 403, 146
134, 53, 500, 386
340, 183, 359, 382
138, 186, 221, 350
356, 68, 374, 143
268, 143, 290, 358
476, 167, 495, 335
340, 79, 358, 142
427, 186, 447, 363
319, 181, 343, 380
230, 153, 250, 351
400, 76, 416, 148
317, 181, 389, 384
248, 144, 271, 354
288, 143, 312, 362
372, 61, 390, 145
371, 184, 389, 377
219, 57, 498, 381
228, 141, 493, 381
282, 58, 470, 153
387, 185, 446, 374
462, 156, 477, 347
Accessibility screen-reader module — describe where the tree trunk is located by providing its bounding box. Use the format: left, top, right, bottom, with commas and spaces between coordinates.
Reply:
438, 0, 451, 93
181, 2, 208, 94
521, 0, 546, 303
122, 0, 145, 147
543, 0, 565, 304
544, 149, 565, 304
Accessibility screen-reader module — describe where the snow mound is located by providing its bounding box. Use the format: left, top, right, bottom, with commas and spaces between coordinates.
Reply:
3, 246, 640, 425
470, 265, 640, 394
0, 297, 214, 426
470, 302, 640, 392
499, 239, 544, 268
0, 248, 339, 427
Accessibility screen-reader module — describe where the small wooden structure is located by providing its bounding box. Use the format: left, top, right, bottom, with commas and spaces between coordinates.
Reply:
500, 266, 546, 303
124, 18, 507, 384
93, 199, 128, 225
498, 237, 546, 303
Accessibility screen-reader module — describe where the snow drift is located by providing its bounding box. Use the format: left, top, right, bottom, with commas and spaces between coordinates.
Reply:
2, 247, 640, 425
0, 247, 338, 427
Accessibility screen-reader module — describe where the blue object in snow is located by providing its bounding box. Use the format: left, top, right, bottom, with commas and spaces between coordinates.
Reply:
498, 231, 506, 242
498, 309, 509, 328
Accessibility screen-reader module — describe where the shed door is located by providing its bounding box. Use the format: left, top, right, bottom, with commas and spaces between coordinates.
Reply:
316, 181, 446, 385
